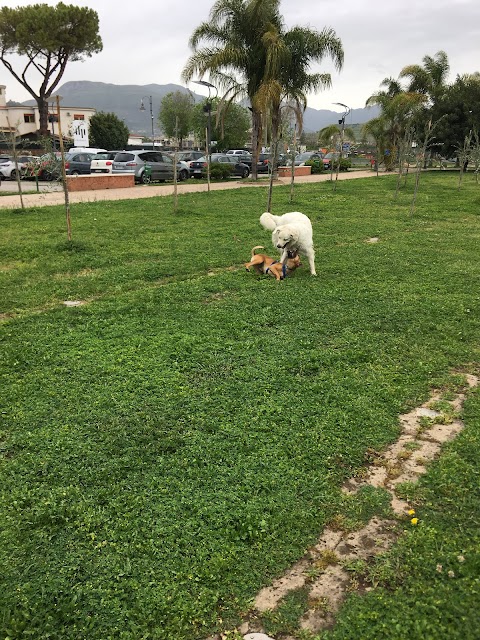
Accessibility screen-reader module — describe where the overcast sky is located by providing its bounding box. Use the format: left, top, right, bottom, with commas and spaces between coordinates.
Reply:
1, 0, 480, 113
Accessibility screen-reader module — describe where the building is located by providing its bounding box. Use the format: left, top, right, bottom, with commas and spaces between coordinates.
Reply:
0, 85, 96, 146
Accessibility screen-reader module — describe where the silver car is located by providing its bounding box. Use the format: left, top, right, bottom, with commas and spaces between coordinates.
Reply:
112, 150, 177, 184
290, 151, 324, 167
176, 150, 204, 163
164, 154, 191, 181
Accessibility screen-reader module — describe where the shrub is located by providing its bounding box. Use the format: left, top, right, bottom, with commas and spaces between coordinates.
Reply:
332, 158, 352, 172
206, 162, 234, 180
305, 159, 325, 174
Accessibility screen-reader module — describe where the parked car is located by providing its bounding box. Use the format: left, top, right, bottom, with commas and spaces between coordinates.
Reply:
68, 147, 107, 154
225, 149, 252, 168
0, 155, 37, 180
190, 153, 250, 179
164, 154, 192, 181
226, 149, 251, 156
0, 155, 14, 180
288, 151, 324, 167
257, 153, 271, 174
232, 153, 253, 168
172, 151, 206, 176
22, 153, 62, 181
322, 152, 341, 169
90, 151, 119, 174
112, 150, 179, 184
176, 150, 204, 163
64, 151, 96, 175
256, 153, 287, 173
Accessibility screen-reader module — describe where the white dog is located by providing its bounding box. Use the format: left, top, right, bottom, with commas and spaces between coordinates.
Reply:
260, 211, 317, 276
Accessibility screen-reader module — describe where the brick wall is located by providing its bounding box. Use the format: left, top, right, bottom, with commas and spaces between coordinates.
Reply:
277, 166, 312, 178
66, 174, 135, 192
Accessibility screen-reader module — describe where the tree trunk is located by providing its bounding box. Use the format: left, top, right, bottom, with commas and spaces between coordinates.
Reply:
266, 112, 280, 213
289, 123, 297, 204
250, 108, 263, 181
37, 94, 50, 137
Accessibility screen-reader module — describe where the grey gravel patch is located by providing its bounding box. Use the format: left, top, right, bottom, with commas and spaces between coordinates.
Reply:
417, 407, 440, 418
62, 300, 86, 307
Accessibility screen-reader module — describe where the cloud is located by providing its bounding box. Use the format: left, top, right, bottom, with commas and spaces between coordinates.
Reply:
1, 0, 479, 112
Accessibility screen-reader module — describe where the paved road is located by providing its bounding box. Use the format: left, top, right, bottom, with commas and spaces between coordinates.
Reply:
0, 170, 383, 209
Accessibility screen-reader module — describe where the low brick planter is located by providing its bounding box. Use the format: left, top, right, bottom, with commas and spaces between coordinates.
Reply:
277, 165, 312, 178
65, 174, 135, 192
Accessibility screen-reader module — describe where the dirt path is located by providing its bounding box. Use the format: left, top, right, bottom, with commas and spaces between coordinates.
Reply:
0, 170, 384, 210
218, 374, 479, 640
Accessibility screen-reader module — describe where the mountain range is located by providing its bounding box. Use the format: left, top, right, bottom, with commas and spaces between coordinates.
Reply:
20, 81, 379, 135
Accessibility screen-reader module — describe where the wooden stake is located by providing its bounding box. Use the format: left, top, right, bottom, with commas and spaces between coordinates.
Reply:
56, 95, 71, 241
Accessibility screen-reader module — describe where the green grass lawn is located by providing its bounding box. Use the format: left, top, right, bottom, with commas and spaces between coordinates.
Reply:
0, 173, 479, 639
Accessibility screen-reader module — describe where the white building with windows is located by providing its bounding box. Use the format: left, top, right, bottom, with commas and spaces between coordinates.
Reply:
0, 85, 96, 143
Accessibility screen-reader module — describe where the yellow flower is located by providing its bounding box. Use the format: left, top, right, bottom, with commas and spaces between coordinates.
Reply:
408, 509, 416, 516
411, 517, 418, 525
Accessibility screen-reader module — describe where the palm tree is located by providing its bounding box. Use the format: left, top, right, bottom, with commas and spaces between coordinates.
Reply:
399, 50, 450, 105
182, 0, 283, 179
318, 123, 356, 181
258, 23, 343, 207
318, 123, 356, 152
182, 0, 343, 183
260, 24, 343, 159
399, 51, 452, 168
366, 80, 426, 171
362, 117, 388, 174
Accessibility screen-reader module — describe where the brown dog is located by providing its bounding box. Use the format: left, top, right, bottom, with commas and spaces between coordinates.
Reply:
245, 246, 301, 280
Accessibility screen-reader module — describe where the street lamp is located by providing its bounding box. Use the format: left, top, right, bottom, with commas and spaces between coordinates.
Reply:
333, 102, 351, 157
140, 95, 155, 149
333, 102, 351, 186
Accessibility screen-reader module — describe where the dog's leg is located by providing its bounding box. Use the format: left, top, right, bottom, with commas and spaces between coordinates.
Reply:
304, 247, 317, 276
267, 264, 282, 280
245, 254, 264, 271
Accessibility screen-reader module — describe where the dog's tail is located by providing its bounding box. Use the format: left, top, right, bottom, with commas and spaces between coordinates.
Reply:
259, 212, 278, 231
251, 245, 265, 258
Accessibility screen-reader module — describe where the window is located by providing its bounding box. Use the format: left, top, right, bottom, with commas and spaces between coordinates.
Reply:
114, 153, 134, 163
73, 114, 85, 120
24, 114, 35, 123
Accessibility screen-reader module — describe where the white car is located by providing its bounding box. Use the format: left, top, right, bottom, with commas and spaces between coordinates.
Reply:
226, 149, 252, 156
164, 154, 192, 181
0, 155, 37, 180
90, 151, 119, 174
